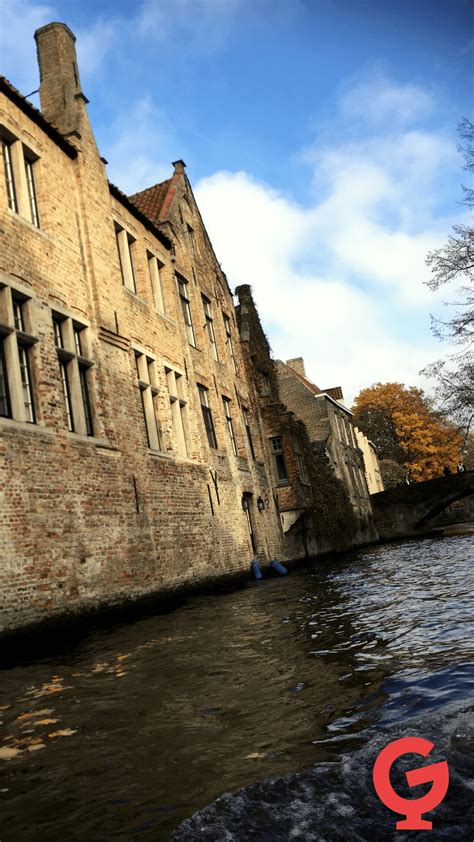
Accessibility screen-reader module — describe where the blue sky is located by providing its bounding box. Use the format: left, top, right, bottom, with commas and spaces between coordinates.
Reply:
1, 0, 473, 402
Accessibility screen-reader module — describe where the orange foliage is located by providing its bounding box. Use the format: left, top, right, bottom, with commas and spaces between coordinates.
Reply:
352, 383, 462, 482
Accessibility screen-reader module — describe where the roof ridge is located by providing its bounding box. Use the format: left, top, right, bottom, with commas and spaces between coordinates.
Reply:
278, 359, 321, 394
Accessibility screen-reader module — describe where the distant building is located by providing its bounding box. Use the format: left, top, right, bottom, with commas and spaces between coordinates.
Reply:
236, 287, 376, 553
275, 358, 376, 537
355, 429, 384, 494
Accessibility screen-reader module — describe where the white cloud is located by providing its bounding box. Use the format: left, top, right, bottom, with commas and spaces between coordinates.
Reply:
0, 0, 54, 92
0, 0, 117, 95
76, 18, 119, 78
194, 78, 463, 404
339, 74, 435, 127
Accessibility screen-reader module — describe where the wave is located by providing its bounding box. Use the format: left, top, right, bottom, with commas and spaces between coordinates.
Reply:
171, 700, 474, 841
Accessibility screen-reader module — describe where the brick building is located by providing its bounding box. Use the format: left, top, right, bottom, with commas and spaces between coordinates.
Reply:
0, 22, 379, 634
0, 22, 290, 633
355, 429, 384, 494
235, 285, 374, 555
274, 357, 377, 540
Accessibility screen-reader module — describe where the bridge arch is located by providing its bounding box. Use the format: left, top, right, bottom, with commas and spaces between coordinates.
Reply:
371, 471, 474, 540
415, 489, 474, 528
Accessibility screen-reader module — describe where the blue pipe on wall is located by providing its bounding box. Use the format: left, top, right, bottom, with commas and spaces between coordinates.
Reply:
270, 559, 288, 576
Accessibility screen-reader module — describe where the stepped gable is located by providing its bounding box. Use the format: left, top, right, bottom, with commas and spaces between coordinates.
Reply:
129, 179, 172, 223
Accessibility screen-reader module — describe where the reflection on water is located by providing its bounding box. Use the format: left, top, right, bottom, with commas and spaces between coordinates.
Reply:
0, 534, 473, 840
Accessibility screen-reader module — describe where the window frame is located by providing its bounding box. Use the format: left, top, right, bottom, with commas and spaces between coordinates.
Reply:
294, 437, 308, 483
135, 350, 162, 451
0, 338, 11, 419
269, 435, 289, 484
177, 274, 196, 346
52, 313, 94, 436
260, 371, 271, 397
166, 366, 189, 457
2, 139, 17, 213
24, 154, 40, 228
1, 133, 40, 227
147, 252, 166, 314
222, 396, 237, 456
223, 313, 236, 372
242, 406, 256, 459
202, 295, 219, 361
0, 287, 38, 424
198, 384, 218, 449
115, 223, 137, 293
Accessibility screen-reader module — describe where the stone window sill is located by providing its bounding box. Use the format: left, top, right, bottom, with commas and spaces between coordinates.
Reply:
6, 208, 53, 242
148, 448, 174, 460
0, 417, 55, 437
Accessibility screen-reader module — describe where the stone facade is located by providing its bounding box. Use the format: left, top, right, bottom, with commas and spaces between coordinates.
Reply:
275, 358, 377, 540
0, 23, 288, 633
355, 428, 384, 494
235, 285, 372, 556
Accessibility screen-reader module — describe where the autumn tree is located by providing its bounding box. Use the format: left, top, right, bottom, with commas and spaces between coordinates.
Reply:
352, 382, 462, 483
422, 118, 474, 440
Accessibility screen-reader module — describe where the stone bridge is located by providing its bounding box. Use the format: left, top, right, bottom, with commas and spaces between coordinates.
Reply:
371, 471, 474, 541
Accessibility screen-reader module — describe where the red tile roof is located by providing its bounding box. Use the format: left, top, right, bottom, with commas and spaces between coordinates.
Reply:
322, 386, 344, 401
109, 182, 172, 250
129, 180, 171, 223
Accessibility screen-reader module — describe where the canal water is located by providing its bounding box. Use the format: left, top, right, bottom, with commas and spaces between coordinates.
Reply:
1, 534, 473, 840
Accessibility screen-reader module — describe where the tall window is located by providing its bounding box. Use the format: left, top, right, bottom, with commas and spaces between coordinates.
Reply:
53, 314, 94, 436
177, 275, 196, 346
337, 414, 348, 444
347, 420, 356, 447
166, 367, 188, 457
223, 314, 236, 372
2, 140, 17, 212
202, 296, 219, 360
269, 436, 288, 483
148, 253, 165, 313
260, 371, 271, 396
294, 438, 308, 482
1, 136, 40, 227
198, 385, 217, 449
115, 224, 136, 293
18, 344, 35, 423
242, 406, 256, 459
24, 157, 39, 228
222, 397, 237, 455
0, 341, 10, 418
0, 287, 37, 423
135, 351, 162, 451
187, 224, 196, 258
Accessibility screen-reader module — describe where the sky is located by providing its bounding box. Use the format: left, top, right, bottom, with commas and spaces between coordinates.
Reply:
1, 0, 473, 404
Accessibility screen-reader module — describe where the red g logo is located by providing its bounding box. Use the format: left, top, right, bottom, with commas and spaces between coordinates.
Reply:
373, 736, 449, 830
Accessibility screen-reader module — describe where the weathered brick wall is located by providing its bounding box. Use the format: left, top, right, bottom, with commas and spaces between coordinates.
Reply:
0, 33, 286, 633
275, 360, 375, 532
235, 285, 374, 557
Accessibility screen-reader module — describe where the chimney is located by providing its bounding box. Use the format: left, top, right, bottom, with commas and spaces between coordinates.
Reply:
34, 22, 89, 137
286, 357, 306, 377
172, 160, 187, 174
